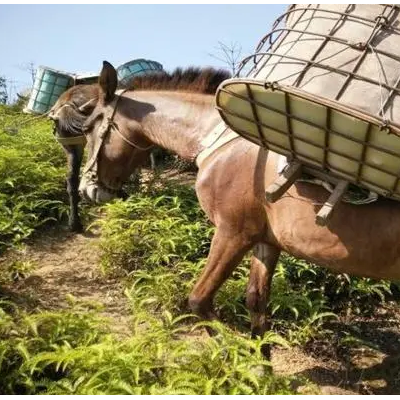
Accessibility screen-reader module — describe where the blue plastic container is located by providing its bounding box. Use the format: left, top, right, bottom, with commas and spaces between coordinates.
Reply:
117, 59, 163, 86
24, 66, 74, 114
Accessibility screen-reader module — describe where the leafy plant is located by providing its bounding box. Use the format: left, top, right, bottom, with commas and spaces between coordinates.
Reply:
0, 105, 70, 250
0, 296, 304, 395
0, 260, 36, 284
278, 254, 394, 315
94, 183, 213, 276
0, 299, 108, 394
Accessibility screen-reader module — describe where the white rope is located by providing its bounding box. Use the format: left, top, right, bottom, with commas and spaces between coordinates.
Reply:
368, 43, 389, 124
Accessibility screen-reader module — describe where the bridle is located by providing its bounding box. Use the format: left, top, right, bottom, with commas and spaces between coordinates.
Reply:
81, 89, 154, 195
51, 102, 87, 146
52, 125, 87, 146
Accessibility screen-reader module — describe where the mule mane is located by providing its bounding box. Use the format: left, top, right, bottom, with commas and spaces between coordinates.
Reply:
126, 66, 231, 94
54, 84, 100, 137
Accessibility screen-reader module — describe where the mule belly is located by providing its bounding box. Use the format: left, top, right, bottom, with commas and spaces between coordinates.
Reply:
268, 202, 400, 281
276, 230, 400, 280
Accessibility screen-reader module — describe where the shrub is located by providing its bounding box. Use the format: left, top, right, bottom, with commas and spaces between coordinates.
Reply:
0, 298, 300, 395
0, 106, 69, 250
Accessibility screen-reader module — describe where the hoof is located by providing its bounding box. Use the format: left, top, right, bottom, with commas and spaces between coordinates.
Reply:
117, 189, 129, 200
260, 343, 272, 360
69, 220, 83, 233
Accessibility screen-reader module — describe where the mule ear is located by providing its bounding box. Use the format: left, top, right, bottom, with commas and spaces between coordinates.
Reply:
99, 61, 118, 103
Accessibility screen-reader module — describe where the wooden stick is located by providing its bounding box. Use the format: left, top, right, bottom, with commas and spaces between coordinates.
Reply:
265, 161, 302, 203
316, 180, 349, 226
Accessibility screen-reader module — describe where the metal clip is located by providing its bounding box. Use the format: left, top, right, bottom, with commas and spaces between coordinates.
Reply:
379, 121, 391, 134
264, 81, 279, 91
375, 15, 388, 27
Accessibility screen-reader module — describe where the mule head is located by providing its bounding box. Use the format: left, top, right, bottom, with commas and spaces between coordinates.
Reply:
77, 61, 154, 204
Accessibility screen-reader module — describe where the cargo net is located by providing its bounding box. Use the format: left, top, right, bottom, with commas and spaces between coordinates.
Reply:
216, 4, 400, 201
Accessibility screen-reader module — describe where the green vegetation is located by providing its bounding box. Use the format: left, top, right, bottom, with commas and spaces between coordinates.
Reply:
0, 105, 68, 250
0, 296, 298, 395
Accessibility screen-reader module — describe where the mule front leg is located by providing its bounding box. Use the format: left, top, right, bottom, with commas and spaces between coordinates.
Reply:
246, 243, 280, 359
65, 145, 84, 233
188, 229, 252, 320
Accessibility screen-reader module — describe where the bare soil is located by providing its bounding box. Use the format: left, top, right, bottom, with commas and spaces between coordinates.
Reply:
0, 225, 131, 336
1, 203, 400, 394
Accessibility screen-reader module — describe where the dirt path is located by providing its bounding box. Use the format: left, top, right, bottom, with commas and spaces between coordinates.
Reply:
1, 225, 131, 336
272, 311, 400, 395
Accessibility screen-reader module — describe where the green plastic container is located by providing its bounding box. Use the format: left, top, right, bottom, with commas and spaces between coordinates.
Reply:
117, 59, 163, 86
24, 66, 74, 114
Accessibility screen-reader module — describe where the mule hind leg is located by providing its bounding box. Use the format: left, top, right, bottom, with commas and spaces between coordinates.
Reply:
246, 243, 280, 359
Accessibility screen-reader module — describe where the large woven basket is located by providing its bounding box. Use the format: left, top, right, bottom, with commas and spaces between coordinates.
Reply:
216, 4, 400, 201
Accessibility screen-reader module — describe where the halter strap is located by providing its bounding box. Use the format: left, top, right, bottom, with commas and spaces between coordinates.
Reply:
83, 89, 126, 175
56, 135, 87, 145
112, 123, 154, 151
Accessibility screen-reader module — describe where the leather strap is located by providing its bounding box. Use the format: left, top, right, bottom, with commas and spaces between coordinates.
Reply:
196, 122, 239, 167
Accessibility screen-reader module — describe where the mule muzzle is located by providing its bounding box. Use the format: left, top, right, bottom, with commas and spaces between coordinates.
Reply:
79, 175, 118, 204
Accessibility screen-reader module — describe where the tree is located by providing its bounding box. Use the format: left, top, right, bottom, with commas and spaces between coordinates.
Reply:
208, 41, 242, 75
0, 76, 8, 104
18, 61, 36, 84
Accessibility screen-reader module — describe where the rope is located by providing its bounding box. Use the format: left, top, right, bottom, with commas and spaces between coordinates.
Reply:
368, 43, 389, 125
3, 110, 52, 135
111, 122, 154, 151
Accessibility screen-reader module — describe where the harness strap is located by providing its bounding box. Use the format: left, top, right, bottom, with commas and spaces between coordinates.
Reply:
83, 90, 127, 175
196, 122, 240, 167
55, 135, 87, 145
112, 124, 154, 151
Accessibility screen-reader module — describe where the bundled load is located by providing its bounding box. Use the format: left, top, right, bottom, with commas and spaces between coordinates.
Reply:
216, 4, 400, 211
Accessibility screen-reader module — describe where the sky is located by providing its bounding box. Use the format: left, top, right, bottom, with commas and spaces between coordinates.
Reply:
0, 4, 287, 99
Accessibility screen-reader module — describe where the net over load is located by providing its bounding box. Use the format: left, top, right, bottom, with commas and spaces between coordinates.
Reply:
216, 4, 400, 201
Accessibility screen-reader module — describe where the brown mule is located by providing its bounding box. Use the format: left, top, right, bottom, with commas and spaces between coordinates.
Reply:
52, 61, 400, 357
